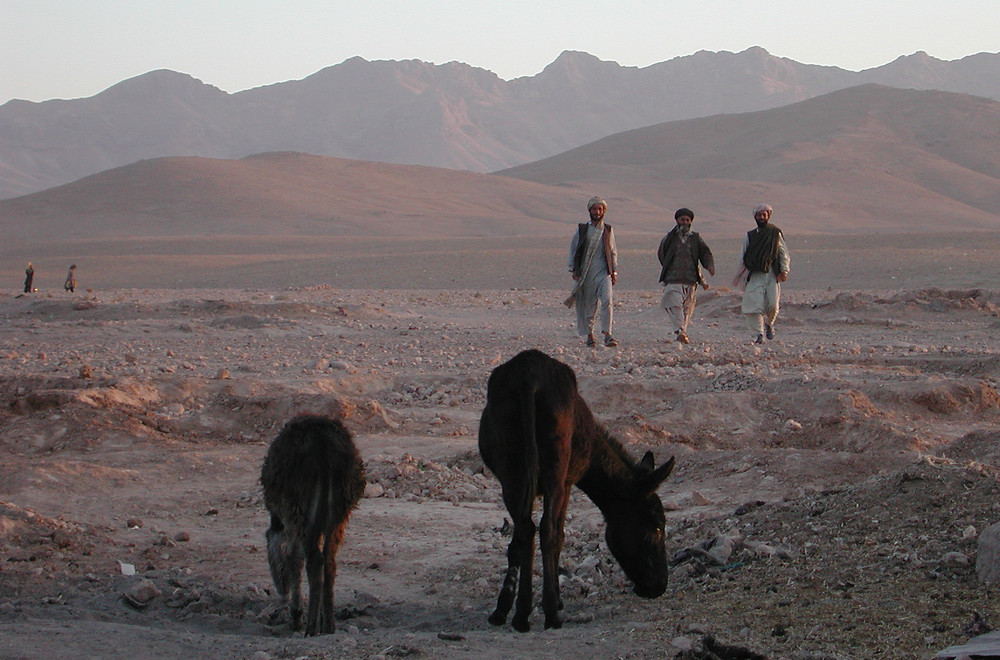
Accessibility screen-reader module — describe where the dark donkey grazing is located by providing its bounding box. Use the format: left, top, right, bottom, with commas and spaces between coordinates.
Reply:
260, 415, 365, 635
478, 349, 676, 632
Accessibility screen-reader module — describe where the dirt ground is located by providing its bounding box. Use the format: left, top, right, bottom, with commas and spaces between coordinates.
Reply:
2, 281, 1000, 659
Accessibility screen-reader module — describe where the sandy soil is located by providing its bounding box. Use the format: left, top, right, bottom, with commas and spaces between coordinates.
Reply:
2, 275, 1000, 659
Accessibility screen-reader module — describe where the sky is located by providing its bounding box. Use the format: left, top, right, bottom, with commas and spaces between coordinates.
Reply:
2, 0, 998, 105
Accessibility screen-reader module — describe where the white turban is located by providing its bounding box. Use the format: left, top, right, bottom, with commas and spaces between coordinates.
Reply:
753, 203, 773, 215
588, 196, 607, 210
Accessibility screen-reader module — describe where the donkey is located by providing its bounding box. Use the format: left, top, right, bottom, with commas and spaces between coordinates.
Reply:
260, 415, 365, 635
478, 349, 675, 632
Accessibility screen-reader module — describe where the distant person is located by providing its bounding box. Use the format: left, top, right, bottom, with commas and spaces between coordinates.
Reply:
566, 196, 619, 347
64, 264, 77, 293
24, 262, 34, 293
657, 208, 715, 344
732, 203, 789, 343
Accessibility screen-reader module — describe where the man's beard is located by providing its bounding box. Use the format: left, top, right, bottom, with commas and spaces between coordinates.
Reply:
755, 218, 768, 228
677, 225, 691, 237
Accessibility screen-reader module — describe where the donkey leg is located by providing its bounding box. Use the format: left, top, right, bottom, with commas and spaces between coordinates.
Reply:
510, 517, 537, 633
489, 546, 518, 626
319, 552, 336, 634
539, 487, 571, 629
319, 526, 346, 634
288, 561, 303, 632
303, 542, 325, 636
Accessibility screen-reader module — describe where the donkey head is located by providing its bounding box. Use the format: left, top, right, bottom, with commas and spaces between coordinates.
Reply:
604, 453, 675, 598
265, 514, 300, 600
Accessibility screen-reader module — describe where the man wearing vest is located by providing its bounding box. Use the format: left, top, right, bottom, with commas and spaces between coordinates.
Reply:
566, 196, 619, 347
733, 203, 790, 344
657, 208, 715, 344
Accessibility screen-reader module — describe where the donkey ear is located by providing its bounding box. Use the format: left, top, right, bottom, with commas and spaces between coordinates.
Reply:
639, 451, 655, 472
641, 456, 676, 493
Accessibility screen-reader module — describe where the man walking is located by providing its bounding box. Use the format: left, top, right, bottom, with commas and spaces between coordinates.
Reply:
657, 208, 715, 344
23, 262, 34, 293
733, 203, 789, 343
566, 196, 618, 347
64, 264, 77, 293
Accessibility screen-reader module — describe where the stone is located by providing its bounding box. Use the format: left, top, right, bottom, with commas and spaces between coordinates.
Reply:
784, 419, 803, 431
123, 578, 161, 608
977, 522, 1000, 584
942, 551, 970, 567
691, 491, 714, 506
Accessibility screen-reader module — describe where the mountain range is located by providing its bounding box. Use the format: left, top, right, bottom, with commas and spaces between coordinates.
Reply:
4, 83, 1000, 255
2, 47, 1000, 200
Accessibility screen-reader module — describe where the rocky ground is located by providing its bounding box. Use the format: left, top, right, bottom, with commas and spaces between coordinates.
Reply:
2, 284, 1000, 659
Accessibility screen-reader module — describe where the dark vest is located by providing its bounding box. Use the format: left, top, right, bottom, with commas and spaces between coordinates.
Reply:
743, 225, 782, 274
572, 222, 613, 277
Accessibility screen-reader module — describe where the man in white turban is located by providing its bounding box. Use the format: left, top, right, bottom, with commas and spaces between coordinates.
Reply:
566, 196, 619, 347
732, 203, 789, 343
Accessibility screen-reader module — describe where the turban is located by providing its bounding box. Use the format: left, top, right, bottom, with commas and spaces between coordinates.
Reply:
753, 203, 773, 216
674, 208, 694, 220
587, 196, 607, 210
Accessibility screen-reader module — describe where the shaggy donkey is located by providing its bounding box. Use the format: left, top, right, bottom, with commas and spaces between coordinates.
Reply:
260, 415, 365, 635
479, 349, 675, 632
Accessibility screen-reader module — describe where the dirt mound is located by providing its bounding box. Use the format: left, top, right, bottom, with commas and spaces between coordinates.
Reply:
0, 500, 109, 571
936, 430, 1000, 467
667, 457, 1000, 656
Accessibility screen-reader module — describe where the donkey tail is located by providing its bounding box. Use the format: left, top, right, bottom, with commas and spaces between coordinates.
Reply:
517, 382, 540, 512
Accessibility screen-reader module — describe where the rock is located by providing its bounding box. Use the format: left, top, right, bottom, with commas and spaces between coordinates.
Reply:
671, 636, 695, 651
707, 535, 742, 565
352, 590, 381, 612
307, 358, 330, 371
364, 482, 385, 498
784, 419, 803, 431
941, 551, 970, 567
123, 578, 161, 608
51, 529, 73, 548
978, 523, 1000, 584
574, 556, 601, 576
662, 497, 684, 511
691, 492, 714, 506
173, 531, 191, 542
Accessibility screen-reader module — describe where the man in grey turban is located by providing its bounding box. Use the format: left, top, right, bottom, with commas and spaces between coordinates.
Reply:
566, 196, 619, 347
732, 203, 789, 343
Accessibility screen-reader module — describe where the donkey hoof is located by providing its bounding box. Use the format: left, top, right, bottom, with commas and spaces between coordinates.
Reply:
512, 618, 531, 633
544, 617, 563, 630
487, 611, 507, 627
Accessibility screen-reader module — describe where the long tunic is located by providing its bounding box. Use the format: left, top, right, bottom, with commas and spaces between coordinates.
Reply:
567, 222, 618, 336
738, 227, 789, 319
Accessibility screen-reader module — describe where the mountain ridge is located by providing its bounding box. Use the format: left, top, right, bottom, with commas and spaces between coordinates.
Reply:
4, 84, 1000, 252
2, 48, 1000, 199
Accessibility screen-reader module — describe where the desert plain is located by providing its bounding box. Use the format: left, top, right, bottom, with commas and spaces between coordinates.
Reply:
0, 227, 999, 660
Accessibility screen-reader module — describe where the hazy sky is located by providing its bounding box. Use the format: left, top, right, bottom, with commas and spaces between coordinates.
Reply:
3, 0, 998, 104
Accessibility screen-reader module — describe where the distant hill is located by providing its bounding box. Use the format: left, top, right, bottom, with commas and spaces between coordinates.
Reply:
501, 84, 1000, 234
0, 152, 597, 251
4, 84, 1000, 255
1, 48, 999, 199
